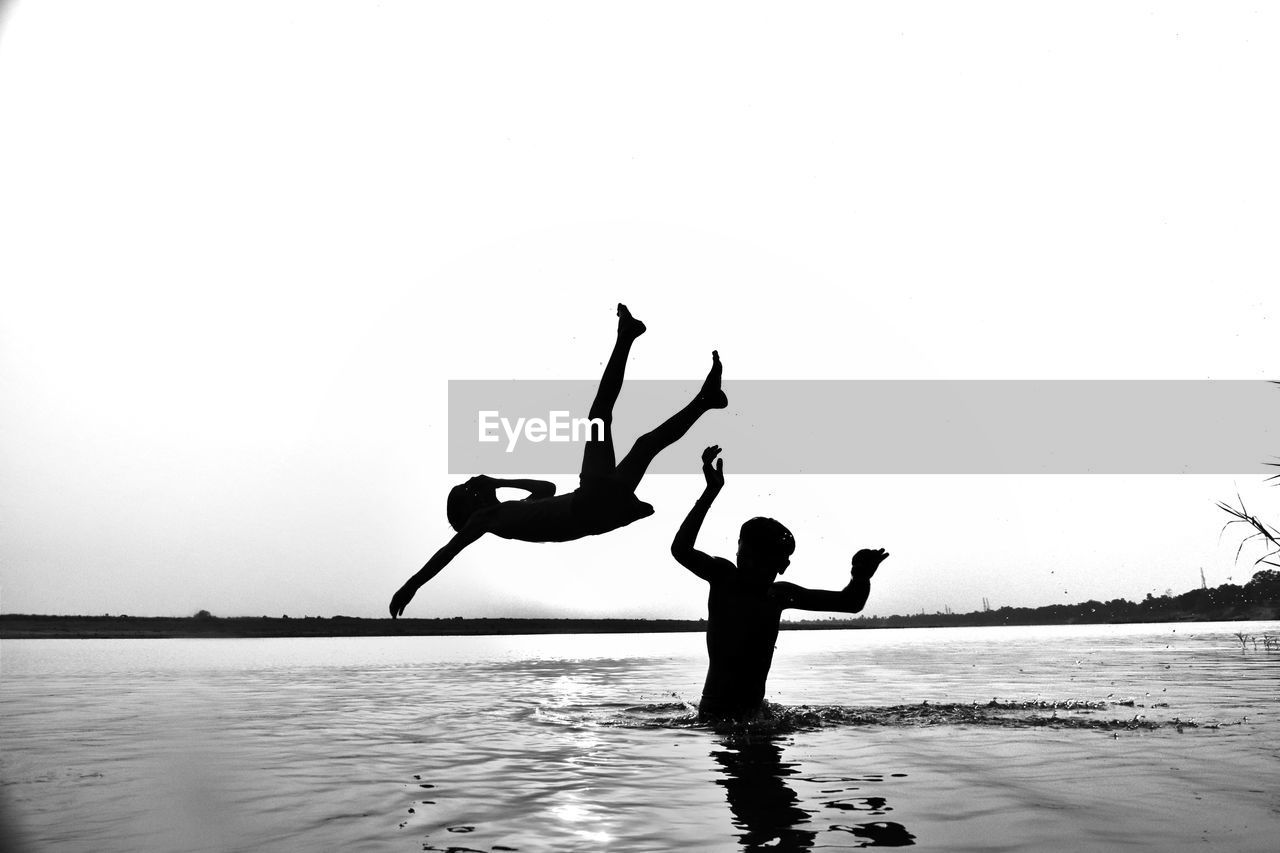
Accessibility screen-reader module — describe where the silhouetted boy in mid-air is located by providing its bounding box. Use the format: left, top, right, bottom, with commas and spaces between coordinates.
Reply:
390, 304, 727, 618
672, 446, 889, 722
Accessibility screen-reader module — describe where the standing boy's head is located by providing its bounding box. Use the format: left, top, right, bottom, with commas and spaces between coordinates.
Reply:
447, 476, 500, 532
736, 516, 795, 578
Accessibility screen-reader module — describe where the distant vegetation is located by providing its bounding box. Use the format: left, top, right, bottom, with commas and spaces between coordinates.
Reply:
2, 571, 1277, 638
0, 614, 708, 639
788, 569, 1280, 630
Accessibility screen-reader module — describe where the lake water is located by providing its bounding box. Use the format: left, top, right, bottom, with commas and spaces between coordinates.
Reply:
1, 621, 1277, 852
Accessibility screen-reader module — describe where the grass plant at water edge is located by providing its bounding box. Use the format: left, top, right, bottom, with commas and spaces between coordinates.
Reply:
1233, 631, 1279, 650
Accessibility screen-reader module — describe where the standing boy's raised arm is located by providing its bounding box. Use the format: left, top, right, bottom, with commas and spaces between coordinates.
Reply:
670, 446, 733, 582
773, 548, 890, 613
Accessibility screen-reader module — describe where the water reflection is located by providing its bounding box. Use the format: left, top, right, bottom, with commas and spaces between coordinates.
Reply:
711, 735, 915, 850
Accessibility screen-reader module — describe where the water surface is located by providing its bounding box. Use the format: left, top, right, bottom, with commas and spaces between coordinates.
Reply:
2, 622, 1277, 851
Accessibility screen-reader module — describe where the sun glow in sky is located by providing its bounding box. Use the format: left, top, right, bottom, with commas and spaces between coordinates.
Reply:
2, 1, 1279, 619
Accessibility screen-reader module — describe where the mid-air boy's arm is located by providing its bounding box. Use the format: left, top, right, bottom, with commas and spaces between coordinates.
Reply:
389, 510, 494, 618
670, 446, 733, 582
477, 476, 556, 499
772, 548, 889, 614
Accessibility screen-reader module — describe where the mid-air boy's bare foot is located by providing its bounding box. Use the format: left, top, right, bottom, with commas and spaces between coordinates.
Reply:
617, 303, 647, 339
696, 350, 728, 409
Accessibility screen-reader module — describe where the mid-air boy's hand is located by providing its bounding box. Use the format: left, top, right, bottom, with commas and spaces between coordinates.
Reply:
702, 445, 725, 492
389, 583, 417, 619
851, 548, 889, 581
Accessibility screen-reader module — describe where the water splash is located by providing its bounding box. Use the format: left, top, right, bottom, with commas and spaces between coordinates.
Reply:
545, 698, 1212, 734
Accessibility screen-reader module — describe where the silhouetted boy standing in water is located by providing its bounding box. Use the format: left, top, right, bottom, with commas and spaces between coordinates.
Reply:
671, 446, 889, 722
391, 304, 727, 618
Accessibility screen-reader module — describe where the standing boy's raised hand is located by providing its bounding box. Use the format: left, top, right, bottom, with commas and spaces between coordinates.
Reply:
702, 445, 725, 491
851, 548, 890, 581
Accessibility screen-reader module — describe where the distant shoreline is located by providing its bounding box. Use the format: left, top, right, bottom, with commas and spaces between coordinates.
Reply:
2, 608, 1276, 640
0, 614, 709, 640
6, 573, 1276, 639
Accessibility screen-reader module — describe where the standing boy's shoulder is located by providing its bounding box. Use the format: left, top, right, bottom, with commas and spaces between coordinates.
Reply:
766, 580, 804, 609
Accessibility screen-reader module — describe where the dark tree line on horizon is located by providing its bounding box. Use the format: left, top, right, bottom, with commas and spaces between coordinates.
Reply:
4, 569, 1279, 630
788, 569, 1280, 630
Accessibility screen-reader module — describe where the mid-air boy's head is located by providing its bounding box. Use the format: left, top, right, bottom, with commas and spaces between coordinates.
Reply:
737, 516, 795, 577
447, 476, 499, 532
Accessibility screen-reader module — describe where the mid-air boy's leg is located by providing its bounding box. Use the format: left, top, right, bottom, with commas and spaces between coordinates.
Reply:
614, 351, 726, 492
579, 304, 646, 481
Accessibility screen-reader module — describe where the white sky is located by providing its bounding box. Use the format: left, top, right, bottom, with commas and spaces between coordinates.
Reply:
2, 1, 1278, 619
